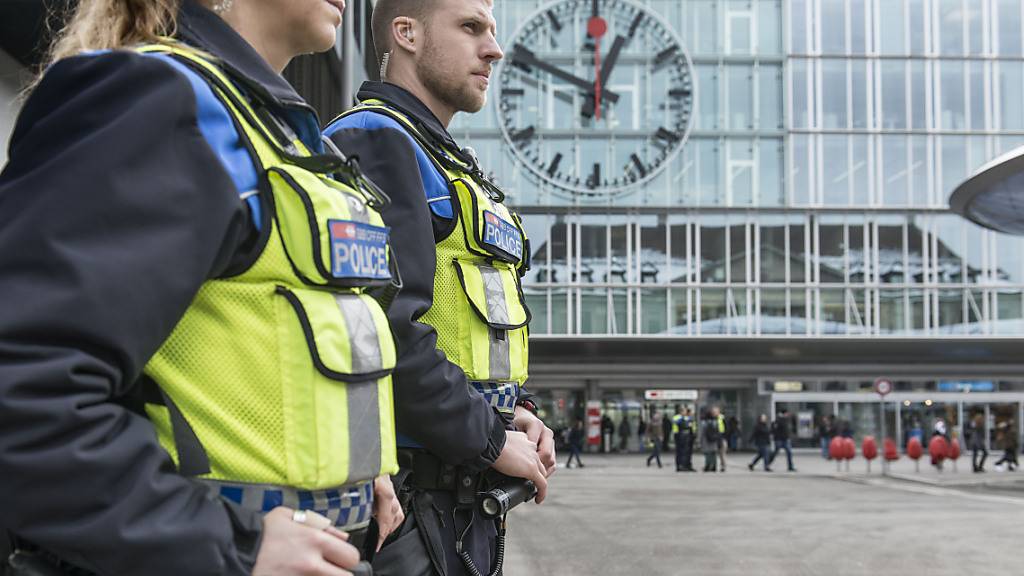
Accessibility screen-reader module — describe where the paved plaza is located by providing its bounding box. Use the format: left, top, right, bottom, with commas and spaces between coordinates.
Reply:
502, 452, 1024, 575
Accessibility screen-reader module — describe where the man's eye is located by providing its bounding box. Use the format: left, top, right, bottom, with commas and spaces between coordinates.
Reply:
464, 22, 477, 32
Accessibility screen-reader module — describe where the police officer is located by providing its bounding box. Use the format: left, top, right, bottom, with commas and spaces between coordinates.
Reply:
672, 407, 686, 471
323, 0, 556, 573
0, 1, 403, 574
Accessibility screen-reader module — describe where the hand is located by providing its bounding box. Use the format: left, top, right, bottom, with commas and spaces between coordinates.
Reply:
492, 430, 549, 504
253, 507, 361, 576
372, 475, 404, 552
514, 406, 557, 477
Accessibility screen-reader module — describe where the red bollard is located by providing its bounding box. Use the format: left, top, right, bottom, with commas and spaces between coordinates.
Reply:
862, 436, 878, 473
928, 436, 948, 472
829, 436, 845, 471
883, 438, 899, 462
842, 437, 856, 471
946, 438, 962, 473
907, 437, 923, 472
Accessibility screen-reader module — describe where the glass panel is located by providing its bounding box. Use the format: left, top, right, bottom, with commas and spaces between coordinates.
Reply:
791, 59, 811, 128
964, 222, 986, 284
939, 0, 965, 55
908, 0, 926, 54
820, 288, 846, 333
791, 134, 812, 205
790, 289, 809, 334
881, 61, 907, 129
525, 293, 548, 335
670, 288, 694, 334
848, 221, 866, 283
999, 61, 1024, 130
850, 0, 867, 53
639, 288, 668, 334
822, 59, 849, 129
995, 232, 1024, 283
760, 288, 787, 334
760, 217, 787, 283
700, 217, 727, 283
909, 288, 926, 330
937, 289, 964, 330
760, 138, 784, 206
790, 217, 808, 282
908, 216, 927, 284
940, 60, 966, 130
579, 216, 607, 285
882, 135, 909, 206
610, 288, 628, 334
999, 0, 1023, 56
850, 135, 870, 205
700, 288, 728, 334
879, 289, 907, 333
550, 288, 569, 334
729, 139, 754, 206
639, 216, 665, 285
728, 13, 752, 54
728, 66, 753, 130
822, 135, 849, 205
996, 291, 1024, 333
851, 60, 869, 129
699, 138, 723, 206
941, 136, 967, 203
968, 1, 984, 55
970, 61, 986, 130
697, 65, 720, 130
609, 218, 629, 284
693, 0, 719, 54
910, 60, 927, 129
877, 217, 907, 284
579, 289, 608, 334
730, 222, 749, 284
760, 65, 783, 130
758, 0, 783, 54
910, 135, 930, 206
933, 215, 964, 284
669, 216, 692, 283
879, 0, 906, 53
821, 0, 846, 53
791, 0, 807, 53
819, 216, 847, 282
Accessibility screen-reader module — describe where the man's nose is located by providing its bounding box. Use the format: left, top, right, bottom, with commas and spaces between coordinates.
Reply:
483, 32, 504, 62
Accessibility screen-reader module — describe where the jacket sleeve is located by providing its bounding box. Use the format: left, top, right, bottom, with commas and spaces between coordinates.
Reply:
0, 51, 260, 575
327, 124, 506, 472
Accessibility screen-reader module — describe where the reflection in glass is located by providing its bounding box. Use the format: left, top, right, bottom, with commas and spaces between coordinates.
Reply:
879, 0, 906, 54
700, 218, 726, 283
822, 59, 848, 129
880, 61, 907, 129
939, 0, 964, 55
879, 290, 907, 333
760, 139, 784, 206
821, 0, 846, 53
728, 66, 753, 130
758, 0, 782, 55
999, 61, 1024, 130
759, 65, 783, 130
910, 61, 928, 129
882, 135, 908, 206
940, 61, 966, 130
822, 135, 849, 206
790, 0, 807, 53
760, 289, 787, 334
908, 0, 926, 54
999, 0, 1022, 56
791, 59, 811, 128
760, 218, 787, 283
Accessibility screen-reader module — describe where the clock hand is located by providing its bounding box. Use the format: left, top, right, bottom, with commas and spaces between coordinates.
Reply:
582, 34, 626, 119
511, 44, 620, 102
587, 16, 607, 120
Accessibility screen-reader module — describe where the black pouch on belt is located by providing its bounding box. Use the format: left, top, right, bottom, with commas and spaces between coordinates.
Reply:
371, 489, 446, 576
5, 550, 73, 576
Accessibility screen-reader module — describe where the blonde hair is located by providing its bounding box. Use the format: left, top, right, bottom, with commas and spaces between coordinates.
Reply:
44, 0, 181, 68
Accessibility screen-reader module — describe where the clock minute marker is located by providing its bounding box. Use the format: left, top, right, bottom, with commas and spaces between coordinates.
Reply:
511, 125, 536, 144
654, 45, 678, 67
546, 10, 562, 32
546, 153, 563, 177
630, 154, 648, 178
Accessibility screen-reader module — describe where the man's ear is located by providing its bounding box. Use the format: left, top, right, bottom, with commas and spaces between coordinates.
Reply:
392, 17, 418, 54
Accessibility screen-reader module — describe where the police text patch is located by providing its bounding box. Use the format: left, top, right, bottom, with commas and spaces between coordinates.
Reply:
328, 220, 390, 280
481, 211, 523, 261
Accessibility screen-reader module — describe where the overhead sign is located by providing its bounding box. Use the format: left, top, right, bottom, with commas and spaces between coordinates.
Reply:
773, 381, 804, 392
644, 389, 698, 401
938, 381, 995, 392
874, 379, 893, 396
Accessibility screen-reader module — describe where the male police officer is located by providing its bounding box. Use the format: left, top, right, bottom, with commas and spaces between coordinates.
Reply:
324, 0, 556, 574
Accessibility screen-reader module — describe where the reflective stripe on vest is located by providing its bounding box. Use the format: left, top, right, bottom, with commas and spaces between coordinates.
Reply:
331, 103, 531, 411
135, 44, 398, 516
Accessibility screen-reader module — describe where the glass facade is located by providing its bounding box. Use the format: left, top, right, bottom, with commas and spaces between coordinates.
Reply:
446, 0, 1024, 337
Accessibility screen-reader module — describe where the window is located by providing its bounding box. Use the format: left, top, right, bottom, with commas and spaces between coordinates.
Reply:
879, 0, 906, 54
969, 61, 987, 130
999, 0, 1022, 56
759, 138, 785, 206
999, 61, 1024, 130
822, 135, 850, 206
727, 66, 753, 130
822, 59, 848, 129
880, 61, 907, 129
820, 0, 846, 54
697, 65, 720, 130
791, 0, 808, 53
939, 60, 966, 130
882, 135, 909, 206
759, 65, 783, 130
791, 59, 811, 128
939, 0, 965, 55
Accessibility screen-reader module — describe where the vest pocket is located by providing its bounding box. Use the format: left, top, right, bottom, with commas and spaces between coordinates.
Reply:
275, 285, 397, 487
268, 165, 392, 289
451, 259, 530, 383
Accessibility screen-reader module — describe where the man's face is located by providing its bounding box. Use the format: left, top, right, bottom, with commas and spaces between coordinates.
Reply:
417, 0, 504, 114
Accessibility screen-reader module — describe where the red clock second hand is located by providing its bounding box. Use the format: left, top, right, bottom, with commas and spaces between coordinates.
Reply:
587, 16, 607, 121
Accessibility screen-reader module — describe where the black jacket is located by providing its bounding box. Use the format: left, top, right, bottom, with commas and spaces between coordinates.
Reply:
750, 422, 772, 447
772, 418, 792, 441
0, 2, 324, 574
324, 82, 506, 472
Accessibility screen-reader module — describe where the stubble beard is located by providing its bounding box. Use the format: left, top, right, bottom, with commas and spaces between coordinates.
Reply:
420, 40, 487, 115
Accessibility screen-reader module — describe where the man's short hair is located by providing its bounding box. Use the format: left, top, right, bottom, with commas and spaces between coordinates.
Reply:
370, 0, 436, 65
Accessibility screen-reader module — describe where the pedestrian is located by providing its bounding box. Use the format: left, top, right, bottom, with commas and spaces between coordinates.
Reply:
993, 424, 1018, 472
727, 415, 741, 451
672, 406, 686, 471
566, 420, 586, 469
681, 407, 697, 471
618, 416, 632, 452
933, 417, 948, 439
0, 1, 405, 574
323, 1, 557, 572
819, 415, 835, 459
662, 411, 674, 450
637, 417, 648, 441
748, 415, 773, 472
645, 415, 663, 468
602, 414, 615, 453
715, 407, 728, 472
701, 409, 722, 472
768, 410, 797, 472
968, 413, 988, 472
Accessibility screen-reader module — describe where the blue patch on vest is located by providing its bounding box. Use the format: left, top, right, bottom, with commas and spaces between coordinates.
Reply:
482, 211, 523, 261
329, 219, 391, 280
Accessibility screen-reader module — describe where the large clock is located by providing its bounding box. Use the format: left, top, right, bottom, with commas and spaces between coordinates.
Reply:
497, 0, 695, 198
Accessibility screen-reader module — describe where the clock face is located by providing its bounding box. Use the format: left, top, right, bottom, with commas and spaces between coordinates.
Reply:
497, 0, 695, 198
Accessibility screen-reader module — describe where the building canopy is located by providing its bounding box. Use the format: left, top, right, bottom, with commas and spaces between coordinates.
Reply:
950, 146, 1024, 236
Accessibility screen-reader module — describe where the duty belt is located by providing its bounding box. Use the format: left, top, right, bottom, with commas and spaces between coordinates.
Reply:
204, 479, 374, 530
471, 380, 519, 414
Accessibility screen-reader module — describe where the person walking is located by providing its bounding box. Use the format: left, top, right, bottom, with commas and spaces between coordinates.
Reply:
748, 415, 773, 472
646, 415, 663, 468
968, 413, 988, 472
701, 409, 722, 472
769, 410, 797, 472
715, 407, 728, 472
819, 415, 835, 459
566, 420, 585, 469
993, 424, 1018, 472
618, 416, 632, 452
662, 411, 674, 451
672, 407, 686, 471
726, 415, 741, 451
323, 2, 556, 572
0, 1, 406, 574
601, 414, 615, 454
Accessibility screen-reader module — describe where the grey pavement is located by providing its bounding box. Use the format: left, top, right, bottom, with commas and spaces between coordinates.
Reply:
501, 451, 1024, 576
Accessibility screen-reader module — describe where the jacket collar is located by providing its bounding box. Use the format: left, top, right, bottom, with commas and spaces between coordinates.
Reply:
356, 81, 461, 152
176, 0, 307, 108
